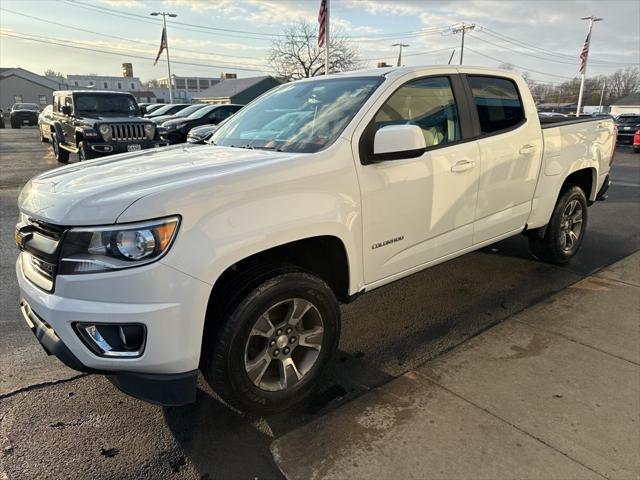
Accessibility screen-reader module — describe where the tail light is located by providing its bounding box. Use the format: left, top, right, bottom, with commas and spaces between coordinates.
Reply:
633, 129, 640, 146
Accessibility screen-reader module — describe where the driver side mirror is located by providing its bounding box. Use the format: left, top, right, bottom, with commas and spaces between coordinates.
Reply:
368, 125, 426, 163
61, 105, 72, 116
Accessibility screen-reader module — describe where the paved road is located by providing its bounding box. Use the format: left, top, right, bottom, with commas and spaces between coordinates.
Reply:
1, 128, 638, 479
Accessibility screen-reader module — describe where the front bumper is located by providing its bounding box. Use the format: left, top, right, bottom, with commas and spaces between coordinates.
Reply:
16, 253, 211, 405
87, 139, 169, 155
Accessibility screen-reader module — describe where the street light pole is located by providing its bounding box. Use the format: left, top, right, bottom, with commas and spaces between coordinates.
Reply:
392, 43, 410, 67
150, 11, 177, 103
576, 15, 603, 117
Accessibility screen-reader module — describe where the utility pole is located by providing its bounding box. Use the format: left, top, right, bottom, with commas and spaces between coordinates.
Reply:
325, 0, 330, 75
448, 49, 456, 65
451, 23, 475, 65
392, 43, 410, 67
150, 11, 177, 103
598, 80, 606, 114
576, 15, 603, 117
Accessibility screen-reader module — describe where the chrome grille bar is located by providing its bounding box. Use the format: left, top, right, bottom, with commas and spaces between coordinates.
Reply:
108, 123, 146, 141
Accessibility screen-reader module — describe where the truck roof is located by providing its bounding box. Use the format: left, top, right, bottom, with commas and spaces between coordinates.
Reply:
298, 65, 522, 82
53, 90, 136, 95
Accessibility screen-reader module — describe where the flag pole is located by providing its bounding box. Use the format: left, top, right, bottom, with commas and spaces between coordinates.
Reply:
151, 11, 177, 103
576, 16, 603, 117
325, 0, 330, 75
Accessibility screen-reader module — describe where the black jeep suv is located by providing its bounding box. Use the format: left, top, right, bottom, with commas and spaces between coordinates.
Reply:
10, 103, 40, 128
49, 91, 168, 163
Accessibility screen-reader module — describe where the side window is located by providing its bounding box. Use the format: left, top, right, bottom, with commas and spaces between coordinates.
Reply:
64, 96, 73, 114
468, 76, 525, 134
209, 107, 229, 122
374, 76, 460, 147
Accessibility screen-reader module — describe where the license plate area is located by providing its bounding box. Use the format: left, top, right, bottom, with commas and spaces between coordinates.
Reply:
23, 119, 29, 124
127, 144, 142, 152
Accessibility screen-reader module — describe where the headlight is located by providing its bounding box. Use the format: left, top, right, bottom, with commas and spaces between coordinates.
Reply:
144, 123, 155, 140
98, 124, 112, 142
58, 216, 180, 275
169, 122, 187, 130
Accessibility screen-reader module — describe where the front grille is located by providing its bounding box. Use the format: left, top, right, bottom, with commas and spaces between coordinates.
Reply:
110, 123, 146, 141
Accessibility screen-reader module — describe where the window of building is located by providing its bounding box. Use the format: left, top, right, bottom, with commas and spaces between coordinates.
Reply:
39, 95, 47, 106
14, 95, 23, 103
74, 81, 79, 86
118, 82, 122, 89
374, 76, 461, 147
199, 79, 209, 89
175, 79, 186, 88
468, 76, 525, 134
103, 82, 108, 89
187, 79, 197, 90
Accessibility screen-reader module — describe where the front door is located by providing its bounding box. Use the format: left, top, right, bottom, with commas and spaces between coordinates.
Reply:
355, 76, 480, 285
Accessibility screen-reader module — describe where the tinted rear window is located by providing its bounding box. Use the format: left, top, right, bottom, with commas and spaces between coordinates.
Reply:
617, 116, 640, 124
468, 76, 525, 134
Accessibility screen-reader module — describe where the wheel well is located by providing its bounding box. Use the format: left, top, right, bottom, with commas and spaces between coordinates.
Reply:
562, 168, 594, 200
210, 236, 350, 304
75, 131, 83, 146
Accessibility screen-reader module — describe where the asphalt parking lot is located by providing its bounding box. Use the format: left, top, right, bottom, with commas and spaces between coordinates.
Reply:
1, 127, 639, 479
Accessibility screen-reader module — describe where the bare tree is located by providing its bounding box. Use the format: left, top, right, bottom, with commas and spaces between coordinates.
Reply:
44, 68, 65, 77
268, 20, 363, 81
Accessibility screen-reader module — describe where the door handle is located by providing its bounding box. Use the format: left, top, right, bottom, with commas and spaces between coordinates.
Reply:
519, 144, 536, 154
451, 160, 476, 173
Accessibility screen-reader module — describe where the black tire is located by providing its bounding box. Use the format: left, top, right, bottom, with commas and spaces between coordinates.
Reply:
11, 121, 20, 129
528, 185, 588, 265
78, 141, 93, 161
202, 268, 340, 415
52, 133, 70, 164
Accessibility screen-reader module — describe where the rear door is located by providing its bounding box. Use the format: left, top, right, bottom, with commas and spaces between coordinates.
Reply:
463, 75, 543, 244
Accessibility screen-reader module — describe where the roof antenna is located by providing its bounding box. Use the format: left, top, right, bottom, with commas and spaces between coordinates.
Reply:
448, 49, 456, 65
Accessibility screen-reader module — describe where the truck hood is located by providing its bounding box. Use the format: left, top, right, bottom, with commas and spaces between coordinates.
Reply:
78, 114, 148, 123
18, 144, 296, 226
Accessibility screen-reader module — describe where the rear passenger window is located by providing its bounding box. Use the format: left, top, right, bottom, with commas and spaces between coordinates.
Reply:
468, 76, 525, 134
375, 76, 461, 147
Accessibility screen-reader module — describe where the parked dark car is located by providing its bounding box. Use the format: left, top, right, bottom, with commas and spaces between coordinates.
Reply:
144, 103, 166, 115
615, 114, 640, 144
163, 104, 242, 144
10, 103, 40, 128
48, 90, 168, 163
151, 103, 207, 125
38, 104, 55, 142
145, 103, 190, 119
186, 124, 218, 144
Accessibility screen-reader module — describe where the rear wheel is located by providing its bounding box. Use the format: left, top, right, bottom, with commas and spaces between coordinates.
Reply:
52, 133, 70, 163
202, 268, 340, 415
528, 185, 588, 265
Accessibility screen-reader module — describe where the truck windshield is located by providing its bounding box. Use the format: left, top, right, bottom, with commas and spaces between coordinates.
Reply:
74, 94, 139, 115
211, 77, 382, 153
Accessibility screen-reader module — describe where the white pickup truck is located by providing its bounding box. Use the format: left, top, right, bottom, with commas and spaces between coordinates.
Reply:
15, 66, 615, 413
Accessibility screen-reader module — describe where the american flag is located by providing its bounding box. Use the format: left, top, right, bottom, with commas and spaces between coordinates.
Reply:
318, 0, 327, 48
579, 31, 590, 75
154, 27, 167, 66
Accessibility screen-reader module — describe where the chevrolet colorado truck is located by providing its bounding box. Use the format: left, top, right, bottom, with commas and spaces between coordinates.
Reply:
48, 90, 168, 163
15, 67, 615, 414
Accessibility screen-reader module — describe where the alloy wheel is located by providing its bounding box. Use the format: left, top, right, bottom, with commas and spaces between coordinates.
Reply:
244, 298, 324, 392
559, 199, 583, 252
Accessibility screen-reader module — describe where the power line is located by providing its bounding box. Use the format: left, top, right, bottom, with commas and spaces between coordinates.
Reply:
0, 32, 270, 73
463, 47, 576, 80
0, 7, 267, 61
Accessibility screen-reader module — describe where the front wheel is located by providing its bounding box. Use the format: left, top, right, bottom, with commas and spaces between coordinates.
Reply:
78, 141, 94, 161
52, 134, 70, 163
202, 270, 340, 415
528, 185, 588, 265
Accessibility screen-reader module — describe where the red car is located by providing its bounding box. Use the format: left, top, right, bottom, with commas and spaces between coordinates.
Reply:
634, 129, 640, 153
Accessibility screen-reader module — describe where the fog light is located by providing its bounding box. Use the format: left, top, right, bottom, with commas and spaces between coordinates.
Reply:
76, 323, 146, 357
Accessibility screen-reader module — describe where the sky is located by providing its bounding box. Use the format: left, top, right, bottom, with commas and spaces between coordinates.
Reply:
0, 0, 638, 86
